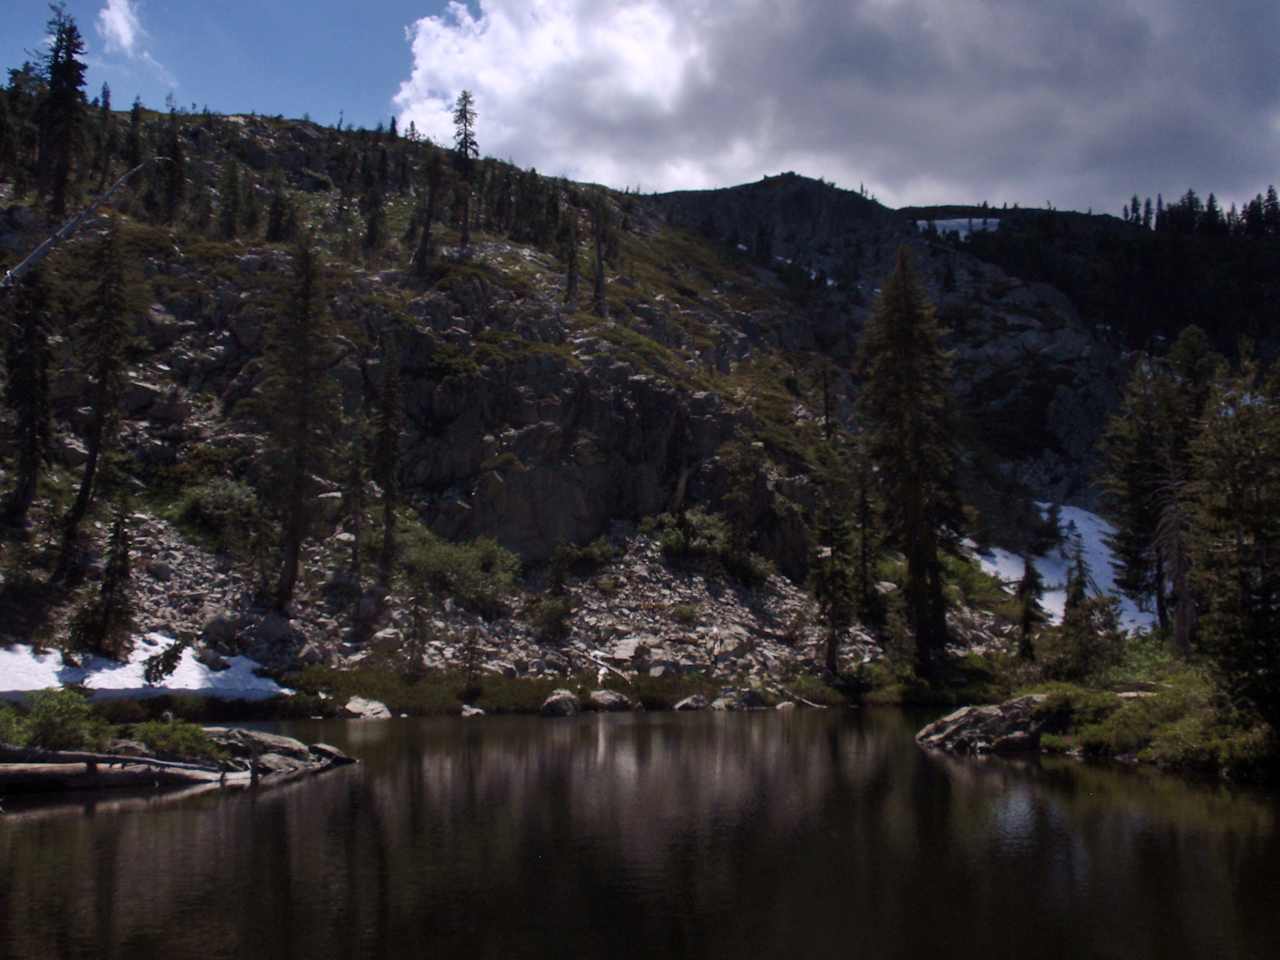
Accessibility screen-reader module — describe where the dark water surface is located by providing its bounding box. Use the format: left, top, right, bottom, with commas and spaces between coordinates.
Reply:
3, 709, 1279, 959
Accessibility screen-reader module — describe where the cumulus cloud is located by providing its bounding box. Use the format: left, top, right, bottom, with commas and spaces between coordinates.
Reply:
394, 0, 1280, 210
96, 0, 174, 87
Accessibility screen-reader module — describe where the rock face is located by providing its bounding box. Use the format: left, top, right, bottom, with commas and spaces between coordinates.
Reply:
201, 728, 356, 780
914, 695, 1048, 755
342, 696, 392, 720
540, 689, 581, 718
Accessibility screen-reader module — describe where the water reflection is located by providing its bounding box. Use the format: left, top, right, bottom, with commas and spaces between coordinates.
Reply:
2, 710, 1278, 959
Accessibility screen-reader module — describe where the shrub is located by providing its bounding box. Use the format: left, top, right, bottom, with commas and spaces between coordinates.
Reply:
671, 603, 701, 626
530, 595, 574, 642
0, 702, 26, 746
175, 478, 263, 555
657, 509, 772, 588
1036, 596, 1125, 682
401, 522, 521, 619
23, 688, 109, 751
130, 719, 228, 763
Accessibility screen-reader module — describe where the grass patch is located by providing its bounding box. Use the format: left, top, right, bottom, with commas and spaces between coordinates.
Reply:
129, 719, 229, 763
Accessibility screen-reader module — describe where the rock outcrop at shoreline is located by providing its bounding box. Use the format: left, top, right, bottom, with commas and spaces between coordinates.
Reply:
0, 728, 355, 794
915, 695, 1048, 755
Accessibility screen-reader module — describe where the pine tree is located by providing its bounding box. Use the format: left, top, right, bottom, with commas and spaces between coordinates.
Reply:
93, 81, 113, 192
124, 95, 143, 170
257, 234, 341, 611
68, 494, 135, 660
0, 91, 14, 186
364, 187, 386, 258
452, 90, 477, 253
856, 246, 961, 676
1188, 359, 1280, 734
218, 159, 241, 240
38, 4, 88, 217
1264, 186, 1280, 236
563, 213, 579, 307
812, 441, 857, 675
3, 268, 52, 526
265, 169, 293, 242
591, 193, 608, 318
1015, 555, 1047, 660
163, 105, 185, 223
54, 216, 130, 582
373, 337, 403, 586
411, 150, 443, 278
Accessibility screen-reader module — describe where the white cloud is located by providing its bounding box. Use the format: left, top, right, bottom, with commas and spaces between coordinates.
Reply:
97, 0, 143, 57
392, 0, 1280, 209
96, 0, 175, 88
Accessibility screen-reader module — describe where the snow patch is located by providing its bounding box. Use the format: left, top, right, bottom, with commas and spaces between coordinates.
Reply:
976, 505, 1156, 632
0, 632, 290, 702
915, 218, 999, 240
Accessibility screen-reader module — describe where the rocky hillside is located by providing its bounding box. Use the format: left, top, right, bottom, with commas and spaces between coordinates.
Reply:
0, 111, 1130, 681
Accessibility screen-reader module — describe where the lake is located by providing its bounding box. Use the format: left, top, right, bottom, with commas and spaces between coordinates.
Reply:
2, 708, 1278, 959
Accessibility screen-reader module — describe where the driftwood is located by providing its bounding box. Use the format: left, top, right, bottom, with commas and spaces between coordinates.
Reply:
0, 744, 225, 774
0, 158, 169, 295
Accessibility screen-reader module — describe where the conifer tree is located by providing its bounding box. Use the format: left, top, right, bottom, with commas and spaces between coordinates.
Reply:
265, 169, 293, 242
258, 234, 341, 611
124, 95, 143, 170
856, 247, 960, 676
93, 82, 113, 192
1015, 555, 1047, 660
39, 4, 88, 217
343, 410, 368, 581
1188, 358, 1280, 733
364, 187, 386, 258
219, 159, 241, 239
411, 150, 443, 277
55, 216, 129, 582
591, 193, 608, 318
373, 337, 403, 586
563, 214, 579, 307
0, 92, 13, 186
68, 494, 135, 660
163, 105, 185, 223
452, 90, 477, 252
812, 438, 857, 675
3, 268, 52, 526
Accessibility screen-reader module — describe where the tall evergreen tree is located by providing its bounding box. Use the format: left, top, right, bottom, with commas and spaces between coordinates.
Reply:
856, 247, 961, 676
1015, 555, 1047, 660
124, 95, 143, 170
38, 4, 88, 217
218, 159, 241, 240
1188, 359, 1280, 734
93, 81, 113, 192
3, 268, 52, 526
563, 214, 579, 307
258, 235, 341, 611
162, 104, 185, 222
54, 216, 129, 582
812, 442, 857, 675
373, 337, 403, 587
591, 193, 609, 318
68, 493, 135, 660
452, 90, 477, 252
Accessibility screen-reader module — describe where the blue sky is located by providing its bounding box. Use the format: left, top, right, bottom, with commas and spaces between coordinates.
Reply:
2, 1, 449, 129
3, 1, 1277, 212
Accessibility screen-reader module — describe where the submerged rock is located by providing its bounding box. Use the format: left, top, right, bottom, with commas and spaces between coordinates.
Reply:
674, 694, 708, 712
915, 694, 1048, 755
541, 689, 580, 717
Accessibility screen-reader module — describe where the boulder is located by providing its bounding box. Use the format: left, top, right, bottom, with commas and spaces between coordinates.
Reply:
342, 696, 392, 720
461, 704, 486, 718
775, 701, 797, 711
540, 689, 580, 718
674, 694, 708, 711
588, 689, 636, 712
914, 694, 1048, 755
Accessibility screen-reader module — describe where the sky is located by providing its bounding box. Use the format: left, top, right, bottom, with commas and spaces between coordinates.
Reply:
4, 1, 1278, 212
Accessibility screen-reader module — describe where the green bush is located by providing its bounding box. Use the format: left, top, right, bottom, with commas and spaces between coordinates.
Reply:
656, 509, 772, 587
175, 478, 262, 555
129, 719, 228, 763
400, 521, 521, 618
0, 701, 26, 746
671, 603, 701, 626
23, 688, 110, 751
1031, 683, 1122, 733
530, 595, 574, 642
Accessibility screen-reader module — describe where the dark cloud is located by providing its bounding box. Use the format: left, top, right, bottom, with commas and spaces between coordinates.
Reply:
395, 0, 1280, 210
